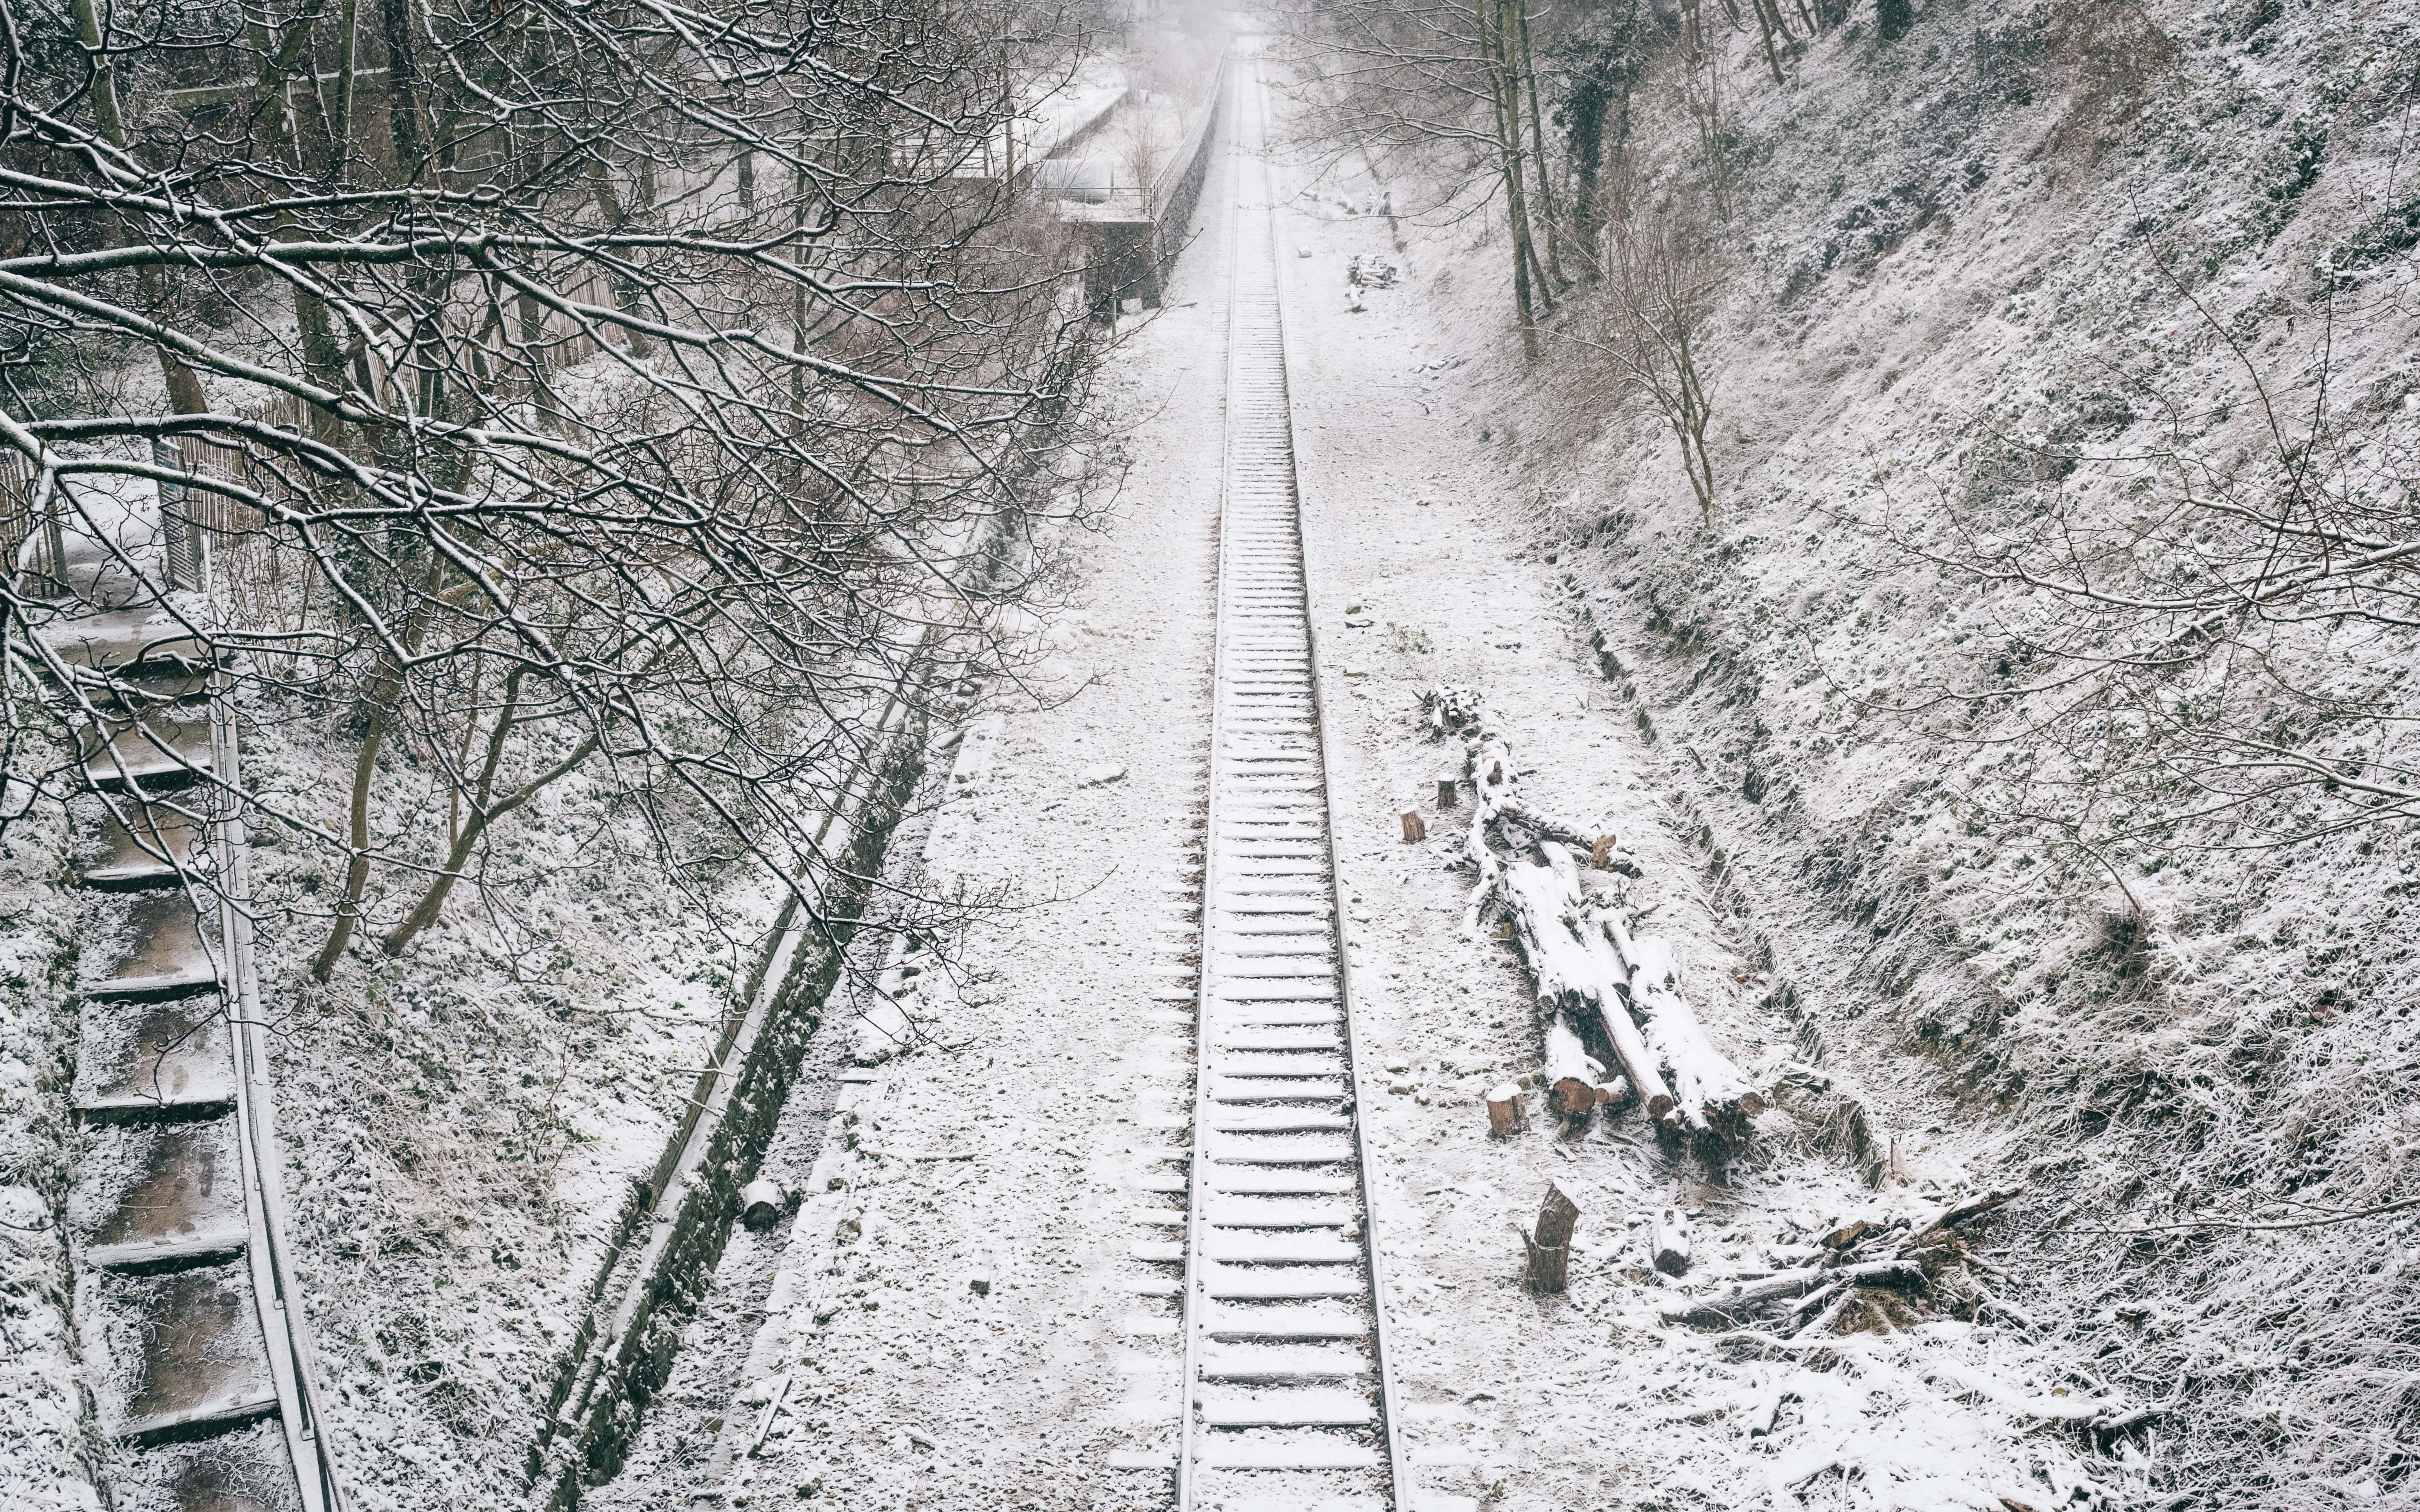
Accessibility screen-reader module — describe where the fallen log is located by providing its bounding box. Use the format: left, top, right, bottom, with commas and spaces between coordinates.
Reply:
1660, 1259, 1920, 1326
1543, 1016, 1605, 1120
1496, 851, 1678, 1128
1599, 910, 1762, 1124
1901, 1187, 2023, 1251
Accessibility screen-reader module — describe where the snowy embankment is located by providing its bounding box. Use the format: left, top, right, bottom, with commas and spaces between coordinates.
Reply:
0, 801, 96, 1512
235, 715, 786, 1512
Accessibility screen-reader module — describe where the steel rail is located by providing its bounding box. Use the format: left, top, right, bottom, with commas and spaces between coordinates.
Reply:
213, 676, 349, 1512
1169, 46, 1412, 1512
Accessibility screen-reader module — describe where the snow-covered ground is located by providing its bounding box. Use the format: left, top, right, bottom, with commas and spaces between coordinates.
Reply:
15, 4, 2411, 1507
597, 68, 2124, 1512
0, 799, 94, 1512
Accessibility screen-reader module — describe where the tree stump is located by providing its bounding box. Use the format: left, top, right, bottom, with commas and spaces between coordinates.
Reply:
1522, 1183, 1582, 1294
1436, 777, 1458, 808
1485, 1084, 1525, 1138
1399, 808, 1426, 842
1653, 1207, 1693, 1277
740, 1178, 785, 1230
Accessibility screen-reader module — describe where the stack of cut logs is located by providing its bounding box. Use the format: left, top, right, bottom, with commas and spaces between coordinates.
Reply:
1424, 685, 1759, 1144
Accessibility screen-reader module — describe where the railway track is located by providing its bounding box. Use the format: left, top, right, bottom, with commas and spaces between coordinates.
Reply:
16, 479, 343, 1511
1120, 52, 1416, 1512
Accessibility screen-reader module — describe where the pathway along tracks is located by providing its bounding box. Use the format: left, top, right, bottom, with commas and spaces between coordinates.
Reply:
17, 481, 342, 1512
1146, 52, 1414, 1512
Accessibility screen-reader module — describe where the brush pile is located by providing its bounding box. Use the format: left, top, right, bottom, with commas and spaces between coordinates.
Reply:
1660, 1188, 2024, 1332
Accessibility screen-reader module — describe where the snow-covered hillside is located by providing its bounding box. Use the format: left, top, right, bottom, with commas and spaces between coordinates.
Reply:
1372, 0, 2420, 1503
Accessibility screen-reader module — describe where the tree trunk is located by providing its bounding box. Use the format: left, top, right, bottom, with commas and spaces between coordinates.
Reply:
69, 0, 211, 416
310, 709, 390, 981
382, 726, 602, 956
377, 0, 427, 173
1485, 1083, 1525, 1138
330, 0, 360, 178
1493, 852, 1680, 1127
1512, 0, 1569, 293
310, 555, 445, 980
1600, 910, 1760, 1124
1478, 0, 1544, 354
1750, 0, 1788, 83
1566, 82, 1609, 281
1544, 1015, 1600, 1119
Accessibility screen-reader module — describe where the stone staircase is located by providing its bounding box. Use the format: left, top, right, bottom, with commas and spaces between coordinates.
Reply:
13, 473, 340, 1512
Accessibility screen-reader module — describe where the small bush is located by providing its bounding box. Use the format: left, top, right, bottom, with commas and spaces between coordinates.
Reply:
2323, 187, 2420, 277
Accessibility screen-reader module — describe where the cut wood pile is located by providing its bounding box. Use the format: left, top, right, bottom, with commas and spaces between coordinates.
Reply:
1423, 684, 1759, 1144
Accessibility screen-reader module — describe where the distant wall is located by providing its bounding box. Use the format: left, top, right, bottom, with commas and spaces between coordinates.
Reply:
1085, 55, 1230, 317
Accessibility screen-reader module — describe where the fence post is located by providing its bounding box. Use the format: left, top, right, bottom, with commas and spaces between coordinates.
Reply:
1, 454, 70, 598
154, 438, 203, 592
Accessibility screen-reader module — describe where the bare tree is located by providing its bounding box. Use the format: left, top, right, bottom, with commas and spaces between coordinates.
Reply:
1673, 0, 1734, 222
1, 0, 1110, 978
1864, 261, 2420, 853
1548, 0, 1655, 281
1558, 208, 1725, 521
1279, 0, 1562, 355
